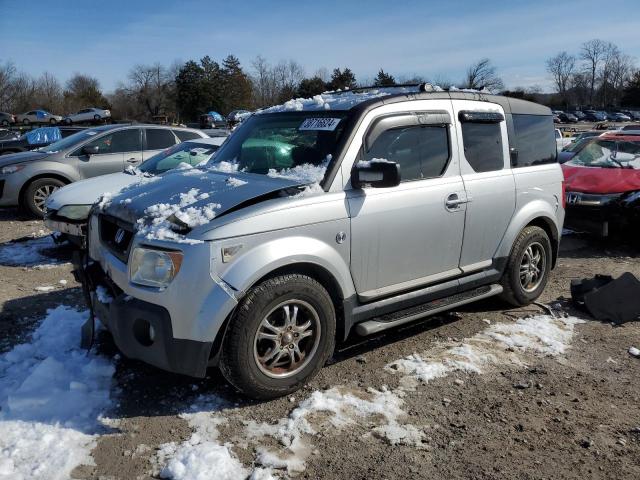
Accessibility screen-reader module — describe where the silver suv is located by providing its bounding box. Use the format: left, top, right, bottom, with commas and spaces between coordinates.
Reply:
0, 124, 207, 217
80, 86, 564, 399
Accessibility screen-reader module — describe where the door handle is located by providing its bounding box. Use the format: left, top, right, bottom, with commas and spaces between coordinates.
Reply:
126, 157, 138, 163
445, 193, 468, 210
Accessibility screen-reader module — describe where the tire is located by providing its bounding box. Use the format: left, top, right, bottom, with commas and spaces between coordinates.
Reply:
500, 226, 552, 306
22, 118, 30, 126
49, 118, 57, 125
220, 274, 336, 399
65, 118, 72, 125
23, 178, 65, 218
1, 119, 8, 127
93, 114, 101, 123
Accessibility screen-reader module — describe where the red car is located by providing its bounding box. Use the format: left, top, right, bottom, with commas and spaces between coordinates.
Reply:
562, 132, 640, 236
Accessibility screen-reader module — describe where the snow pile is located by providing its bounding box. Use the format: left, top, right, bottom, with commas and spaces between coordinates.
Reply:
226, 176, 247, 187
0, 234, 62, 267
244, 386, 420, 473
268, 155, 331, 197
261, 86, 429, 113
356, 157, 394, 168
0, 306, 115, 479
387, 314, 584, 389
137, 188, 221, 243
156, 395, 248, 480
206, 161, 240, 174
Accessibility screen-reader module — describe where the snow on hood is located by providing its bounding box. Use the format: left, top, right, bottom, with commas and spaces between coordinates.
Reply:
0, 150, 50, 167
101, 168, 307, 242
562, 164, 640, 194
259, 86, 432, 113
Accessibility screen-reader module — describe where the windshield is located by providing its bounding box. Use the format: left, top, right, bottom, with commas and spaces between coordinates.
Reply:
567, 138, 640, 169
207, 112, 348, 178
38, 129, 100, 153
138, 141, 219, 174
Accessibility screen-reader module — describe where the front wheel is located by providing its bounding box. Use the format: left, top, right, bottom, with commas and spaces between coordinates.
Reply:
50, 118, 57, 125
23, 178, 65, 218
220, 274, 336, 399
500, 226, 552, 306
22, 118, 30, 126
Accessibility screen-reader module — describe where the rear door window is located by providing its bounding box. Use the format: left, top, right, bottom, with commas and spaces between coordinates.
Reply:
173, 130, 203, 141
146, 128, 177, 150
460, 122, 504, 172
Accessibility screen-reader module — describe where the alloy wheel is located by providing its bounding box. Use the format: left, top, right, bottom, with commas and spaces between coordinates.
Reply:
519, 241, 546, 293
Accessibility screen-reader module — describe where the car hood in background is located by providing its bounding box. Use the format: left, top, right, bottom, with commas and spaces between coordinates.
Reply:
103, 169, 305, 228
0, 150, 51, 167
562, 164, 640, 194
46, 172, 140, 211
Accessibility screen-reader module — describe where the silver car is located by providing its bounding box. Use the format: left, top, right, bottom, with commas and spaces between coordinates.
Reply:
0, 124, 207, 217
44, 136, 227, 244
80, 86, 564, 399
15, 109, 64, 125
63, 107, 112, 124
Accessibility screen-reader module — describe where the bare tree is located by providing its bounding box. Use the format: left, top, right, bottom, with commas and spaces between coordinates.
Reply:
580, 39, 609, 105
0, 61, 17, 111
34, 72, 63, 113
546, 51, 575, 106
462, 58, 504, 91
126, 63, 175, 117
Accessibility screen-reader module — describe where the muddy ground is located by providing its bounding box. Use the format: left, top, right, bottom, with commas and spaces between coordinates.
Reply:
0, 207, 638, 480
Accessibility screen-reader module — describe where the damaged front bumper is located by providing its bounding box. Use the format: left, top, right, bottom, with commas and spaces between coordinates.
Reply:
564, 190, 640, 236
75, 215, 240, 377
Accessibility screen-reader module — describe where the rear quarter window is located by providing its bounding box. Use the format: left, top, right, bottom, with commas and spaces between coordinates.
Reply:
512, 114, 557, 167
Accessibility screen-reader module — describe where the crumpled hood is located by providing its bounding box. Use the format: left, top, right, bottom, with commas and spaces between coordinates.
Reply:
562, 164, 640, 194
0, 150, 50, 167
102, 168, 305, 233
46, 172, 139, 211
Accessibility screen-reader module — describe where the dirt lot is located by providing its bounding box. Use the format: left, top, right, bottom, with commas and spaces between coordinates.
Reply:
0, 207, 638, 480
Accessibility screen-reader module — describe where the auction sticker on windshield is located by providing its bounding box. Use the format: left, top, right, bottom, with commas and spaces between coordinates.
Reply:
299, 118, 342, 131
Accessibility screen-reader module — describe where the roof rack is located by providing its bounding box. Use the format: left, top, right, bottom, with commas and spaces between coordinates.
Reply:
328, 83, 490, 95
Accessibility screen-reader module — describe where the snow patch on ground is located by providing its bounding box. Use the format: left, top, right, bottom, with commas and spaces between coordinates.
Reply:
387, 314, 584, 389
0, 234, 62, 267
155, 395, 248, 480
0, 306, 115, 480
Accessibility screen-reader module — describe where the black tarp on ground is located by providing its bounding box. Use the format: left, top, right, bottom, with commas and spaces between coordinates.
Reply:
571, 272, 640, 324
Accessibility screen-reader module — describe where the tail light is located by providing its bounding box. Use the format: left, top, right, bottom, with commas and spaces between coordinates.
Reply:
561, 180, 566, 209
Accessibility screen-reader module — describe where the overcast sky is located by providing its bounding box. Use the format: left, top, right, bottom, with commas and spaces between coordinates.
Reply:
1, 0, 638, 93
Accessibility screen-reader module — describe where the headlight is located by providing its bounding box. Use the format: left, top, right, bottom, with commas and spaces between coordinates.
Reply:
56, 204, 92, 220
1, 164, 26, 174
129, 247, 183, 288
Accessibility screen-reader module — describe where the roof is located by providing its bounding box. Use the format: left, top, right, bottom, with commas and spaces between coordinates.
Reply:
258, 84, 551, 116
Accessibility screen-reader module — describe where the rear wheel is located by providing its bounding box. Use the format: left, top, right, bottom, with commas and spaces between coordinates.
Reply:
500, 226, 552, 306
50, 118, 57, 125
23, 178, 65, 218
93, 114, 101, 123
1, 119, 8, 127
22, 118, 30, 126
220, 274, 336, 399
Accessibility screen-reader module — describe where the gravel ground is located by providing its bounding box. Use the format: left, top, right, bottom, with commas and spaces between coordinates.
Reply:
0, 207, 638, 480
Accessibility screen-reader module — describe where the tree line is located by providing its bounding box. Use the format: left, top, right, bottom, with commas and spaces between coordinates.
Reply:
1, 41, 638, 124
546, 39, 639, 108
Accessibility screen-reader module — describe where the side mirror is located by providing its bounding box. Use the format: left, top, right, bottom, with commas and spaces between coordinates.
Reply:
82, 145, 99, 156
351, 160, 400, 189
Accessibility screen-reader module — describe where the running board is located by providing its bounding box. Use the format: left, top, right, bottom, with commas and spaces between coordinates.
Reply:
355, 284, 503, 336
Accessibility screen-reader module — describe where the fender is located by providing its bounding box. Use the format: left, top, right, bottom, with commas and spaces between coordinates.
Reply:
220, 234, 356, 301
496, 198, 561, 261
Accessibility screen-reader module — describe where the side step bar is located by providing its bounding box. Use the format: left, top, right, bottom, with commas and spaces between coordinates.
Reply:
355, 284, 503, 336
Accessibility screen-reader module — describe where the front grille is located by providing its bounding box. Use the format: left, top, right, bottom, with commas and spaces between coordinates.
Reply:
99, 214, 134, 263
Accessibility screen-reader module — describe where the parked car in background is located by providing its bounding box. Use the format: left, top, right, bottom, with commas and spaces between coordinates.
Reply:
199, 111, 226, 128
583, 110, 607, 122
226, 109, 251, 127
0, 126, 86, 156
555, 128, 573, 149
562, 132, 640, 236
0, 112, 15, 127
569, 110, 586, 120
79, 87, 562, 399
63, 107, 111, 124
620, 124, 640, 131
15, 110, 63, 125
0, 124, 207, 217
45, 136, 227, 245
553, 114, 561, 124
572, 130, 603, 143
557, 112, 578, 123
606, 112, 631, 122
0, 129, 19, 141
558, 136, 596, 164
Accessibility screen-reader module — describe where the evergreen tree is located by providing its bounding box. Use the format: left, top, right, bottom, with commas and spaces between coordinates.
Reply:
296, 76, 327, 98
373, 69, 396, 87
220, 55, 253, 113
327, 68, 357, 91
622, 70, 640, 106
175, 60, 206, 120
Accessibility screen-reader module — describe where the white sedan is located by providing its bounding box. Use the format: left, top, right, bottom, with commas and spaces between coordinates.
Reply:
63, 108, 111, 124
